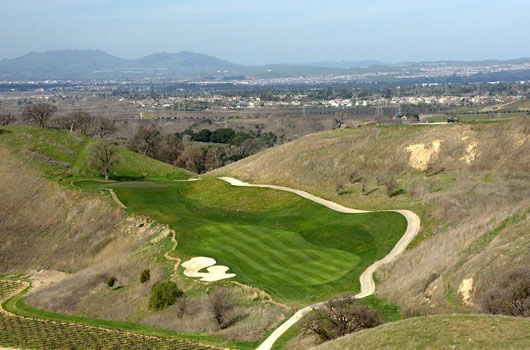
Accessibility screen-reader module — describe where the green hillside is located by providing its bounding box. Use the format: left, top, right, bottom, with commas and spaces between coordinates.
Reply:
0, 125, 192, 181
314, 314, 530, 350
76, 178, 406, 306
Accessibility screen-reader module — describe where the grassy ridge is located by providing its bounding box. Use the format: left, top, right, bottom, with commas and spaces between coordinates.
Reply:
0, 125, 191, 180
314, 314, 530, 350
80, 178, 406, 306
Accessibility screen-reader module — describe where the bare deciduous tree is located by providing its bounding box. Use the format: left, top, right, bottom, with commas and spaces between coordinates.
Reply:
375, 172, 385, 186
22, 103, 57, 127
482, 267, 530, 317
175, 295, 188, 319
302, 298, 381, 342
0, 113, 16, 126
208, 288, 235, 329
89, 139, 120, 180
176, 145, 219, 174
384, 174, 398, 197
93, 117, 116, 138
361, 176, 369, 195
70, 111, 93, 134
128, 124, 162, 157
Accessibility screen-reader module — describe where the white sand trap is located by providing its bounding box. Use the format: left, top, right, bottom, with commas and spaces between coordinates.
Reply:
182, 257, 236, 282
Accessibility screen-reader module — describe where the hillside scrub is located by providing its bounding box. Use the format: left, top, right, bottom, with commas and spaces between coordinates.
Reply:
0, 146, 128, 272
302, 298, 381, 342
212, 120, 530, 313
481, 267, 530, 317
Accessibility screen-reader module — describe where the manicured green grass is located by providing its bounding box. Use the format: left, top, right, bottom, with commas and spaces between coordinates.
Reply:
80, 178, 407, 306
0, 125, 192, 181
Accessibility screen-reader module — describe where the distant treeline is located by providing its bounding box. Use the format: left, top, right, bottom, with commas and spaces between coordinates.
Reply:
128, 125, 278, 174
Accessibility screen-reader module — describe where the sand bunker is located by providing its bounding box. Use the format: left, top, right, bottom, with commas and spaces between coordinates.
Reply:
405, 140, 443, 171
182, 257, 236, 282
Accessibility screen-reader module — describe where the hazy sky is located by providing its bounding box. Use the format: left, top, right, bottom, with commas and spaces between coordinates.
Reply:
1, 0, 529, 64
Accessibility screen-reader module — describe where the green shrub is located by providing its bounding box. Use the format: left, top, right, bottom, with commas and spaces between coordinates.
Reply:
148, 281, 183, 310
140, 269, 150, 283
106, 276, 117, 288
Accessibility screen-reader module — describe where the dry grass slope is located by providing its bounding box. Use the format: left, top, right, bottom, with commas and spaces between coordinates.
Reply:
0, 146, 136, 273
313, 314, 530, 350
212, 120, 530, 314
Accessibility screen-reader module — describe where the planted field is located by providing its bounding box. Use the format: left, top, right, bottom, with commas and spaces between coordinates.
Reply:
80, 179, 407, 305
0, 280, 222, 350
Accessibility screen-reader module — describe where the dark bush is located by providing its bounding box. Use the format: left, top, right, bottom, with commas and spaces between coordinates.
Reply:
302, 298, 381, 342
210, 128, 236, 144
192, 129, 212, 142
106, 276, 117, 288
481, 267, 530, 317
148, 281, 183, 310
140, 269, 150, 283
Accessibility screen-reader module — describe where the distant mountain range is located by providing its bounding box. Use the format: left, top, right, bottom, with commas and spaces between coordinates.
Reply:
0, 49, 529, 82
0, 50, 241, 80
301, 60, 386, 68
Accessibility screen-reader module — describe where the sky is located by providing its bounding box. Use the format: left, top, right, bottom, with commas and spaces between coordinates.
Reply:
1, 0, 529, 65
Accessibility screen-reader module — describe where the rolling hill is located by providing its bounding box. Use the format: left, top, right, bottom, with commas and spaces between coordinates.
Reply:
314, 314, 530, 350
131, 51, 239, 71
212, 120, 530, 315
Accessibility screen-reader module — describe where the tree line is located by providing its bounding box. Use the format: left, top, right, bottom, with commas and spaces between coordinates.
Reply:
1, 103, 279, 176
128, 125, 278, 174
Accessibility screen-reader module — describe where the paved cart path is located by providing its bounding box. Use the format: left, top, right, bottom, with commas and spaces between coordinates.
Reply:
218, 177, 421, 350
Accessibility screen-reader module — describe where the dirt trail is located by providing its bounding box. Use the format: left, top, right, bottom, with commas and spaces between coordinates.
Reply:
218, 177, 421, 350
164, 229, 181, 275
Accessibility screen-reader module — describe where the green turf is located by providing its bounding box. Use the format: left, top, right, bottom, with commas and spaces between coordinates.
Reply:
79, 178, 407, 306
0, 125, 192, 181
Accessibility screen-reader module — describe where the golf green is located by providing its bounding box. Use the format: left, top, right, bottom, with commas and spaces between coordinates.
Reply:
81, 179, 407, 305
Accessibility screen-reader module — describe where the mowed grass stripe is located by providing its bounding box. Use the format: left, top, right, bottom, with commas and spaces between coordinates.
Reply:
206, 230, 320, 286
216, 224, 342, 277
239, 225, 356, 272
210, 241, 309, 286
202, 225, 348, 285
199, 228, 305, 285
227, 225, 352, 279
204, 224, 342, 282
206, 229, 324, 286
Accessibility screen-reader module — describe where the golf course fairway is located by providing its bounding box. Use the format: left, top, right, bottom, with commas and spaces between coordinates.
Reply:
77, 178, 407, 306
